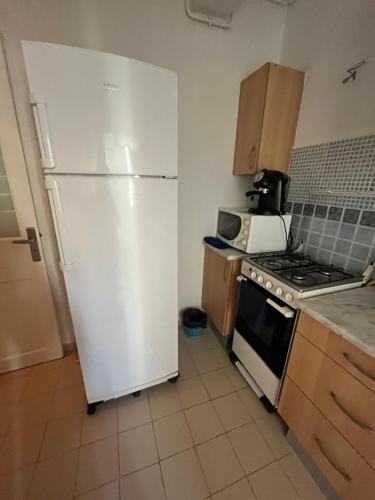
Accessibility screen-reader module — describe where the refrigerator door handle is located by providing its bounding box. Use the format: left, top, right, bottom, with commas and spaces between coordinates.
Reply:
30, 92, 56, 169
45, 178, 73, 270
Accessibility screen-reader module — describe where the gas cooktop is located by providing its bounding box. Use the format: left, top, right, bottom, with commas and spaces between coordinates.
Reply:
247, 252, 362, 292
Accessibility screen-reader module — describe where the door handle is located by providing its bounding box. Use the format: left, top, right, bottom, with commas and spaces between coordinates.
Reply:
12, 227, 41, 262
266, 298, 295, 318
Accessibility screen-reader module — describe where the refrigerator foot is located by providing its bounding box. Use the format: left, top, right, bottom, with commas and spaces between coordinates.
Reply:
132, 391, 141, 398
168, 373, 180, 384
87, 401, 103, 415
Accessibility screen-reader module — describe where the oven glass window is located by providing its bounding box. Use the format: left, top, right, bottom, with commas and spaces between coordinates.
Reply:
217, 211, 241, 241
235, 280, 295, 378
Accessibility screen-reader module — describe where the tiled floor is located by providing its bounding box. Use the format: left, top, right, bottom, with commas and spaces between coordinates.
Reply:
0, 327, 326, 499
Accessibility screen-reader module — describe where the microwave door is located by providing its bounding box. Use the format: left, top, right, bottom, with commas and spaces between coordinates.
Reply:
217, 212, 242, 241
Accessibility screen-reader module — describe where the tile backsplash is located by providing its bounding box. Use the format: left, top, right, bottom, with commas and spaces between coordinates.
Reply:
286, 134, 375, 276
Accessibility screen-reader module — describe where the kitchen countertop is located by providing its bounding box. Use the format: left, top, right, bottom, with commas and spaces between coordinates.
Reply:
298, 286, 375, 358
203, 241, 249, 261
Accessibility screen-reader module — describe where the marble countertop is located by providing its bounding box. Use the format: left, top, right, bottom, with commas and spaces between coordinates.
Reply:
298, 286, 375, 358
203, 241, 249, 261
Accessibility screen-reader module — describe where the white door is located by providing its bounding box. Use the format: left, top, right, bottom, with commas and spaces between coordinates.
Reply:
22, 41, 177, 176
46, 175, 177, 402
0, 43, 63, 373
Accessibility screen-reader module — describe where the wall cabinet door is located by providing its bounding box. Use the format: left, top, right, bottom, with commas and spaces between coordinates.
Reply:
201, 246, 241, 336
233, 63, 304, 176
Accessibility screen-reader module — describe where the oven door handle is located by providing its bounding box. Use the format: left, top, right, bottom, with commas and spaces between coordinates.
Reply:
266, 298, 295, 318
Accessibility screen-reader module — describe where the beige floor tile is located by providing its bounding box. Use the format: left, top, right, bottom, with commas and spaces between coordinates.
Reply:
213, 392, 252, 431
236, 388, 269, 420
120, 463, 165, 500
248, 462, 299, 500
201, 369, 234, 399
0, 367, 33, 383
0, 377, 29, 403
119, 422, 158, 475
50, 386, 86, 420
148, 383, 182, 419
118, 393, 151, 432
228, 423, 275, 475
82, 400, 117, 444
59, 363, 84, 390
185, 332, 218, 355
29, 449, 78, 500
0, 464, 34, 500
184, 401, 224, 444
196, 434, 244, 493
255, 414, 292, 458
0, 402, 18, 436
192, 350, 222, 374
40, 413, 83, 459
75, 480, 119, 500
161, 448, 209, 500
279, 453, 325, 500
22, 367, 61, 399
75, 436, 119, 495
212, 478, 256, 500
32, 357, 64, 375
211, 348, 231, 368
177, 376, 209, 409
0, 424, 45, 474
11, 393, 54, 431
178, 355, 198, 380
154, 412, 193, 459
224, 366, 247, 390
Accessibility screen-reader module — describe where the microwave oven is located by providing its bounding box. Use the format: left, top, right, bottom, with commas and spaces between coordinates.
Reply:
216, 208, 292, 253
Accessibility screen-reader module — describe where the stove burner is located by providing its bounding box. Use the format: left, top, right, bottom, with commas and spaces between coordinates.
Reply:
319, 268, 333, 276
263, 260, 283, 270
292, 273, 307, 281
289, 255, 306, 263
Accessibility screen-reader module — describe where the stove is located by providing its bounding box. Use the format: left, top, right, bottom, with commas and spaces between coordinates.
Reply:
241, 251, 363, 308
232, 251, 364, 408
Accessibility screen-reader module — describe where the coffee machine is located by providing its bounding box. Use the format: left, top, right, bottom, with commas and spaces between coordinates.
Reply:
246, 169, 289, 215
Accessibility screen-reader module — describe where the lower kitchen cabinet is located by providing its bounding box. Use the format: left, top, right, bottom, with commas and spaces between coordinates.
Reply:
201, 245, 242, 336
278, 312, 375, 499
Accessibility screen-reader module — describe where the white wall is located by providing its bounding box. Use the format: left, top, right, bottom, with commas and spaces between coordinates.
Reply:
0, 0, 287, 342
280, 0, 375, 147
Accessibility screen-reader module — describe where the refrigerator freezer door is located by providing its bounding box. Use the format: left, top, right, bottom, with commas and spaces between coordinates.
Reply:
46, 175, 178, 401
23, 41, 177, 176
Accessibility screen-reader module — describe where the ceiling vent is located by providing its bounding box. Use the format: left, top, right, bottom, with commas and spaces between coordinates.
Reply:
185, 0, 245, 28
185, 0, 296, 29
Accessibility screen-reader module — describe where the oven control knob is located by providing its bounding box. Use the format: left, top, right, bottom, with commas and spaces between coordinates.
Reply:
243, 229, 249, 235
285, 293, 293, 302
265, 280, 273, 289
250, 271, 257, 279
275, 287, 283, 296
241, 239, 247, 245
257, 275, 264, 284
244, 219, 250, 226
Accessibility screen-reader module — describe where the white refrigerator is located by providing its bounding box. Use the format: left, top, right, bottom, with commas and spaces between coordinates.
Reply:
22, 41, 178, 413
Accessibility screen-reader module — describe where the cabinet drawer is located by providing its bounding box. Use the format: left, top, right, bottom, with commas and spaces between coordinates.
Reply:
279, 377, 375, 499
288, 333, 375, 468
297, 312, 375, 392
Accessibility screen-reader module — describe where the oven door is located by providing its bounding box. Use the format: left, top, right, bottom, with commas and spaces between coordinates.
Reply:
217, 210, 242, 243
235, 279, 295, 378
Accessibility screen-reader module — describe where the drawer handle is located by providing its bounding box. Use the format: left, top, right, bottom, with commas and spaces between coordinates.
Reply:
342, 352, 375, 382
330, 391, 374, 433
314, 436, 351, 482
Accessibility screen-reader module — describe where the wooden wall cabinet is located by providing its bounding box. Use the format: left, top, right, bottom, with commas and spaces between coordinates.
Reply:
201, 246, 241, 336
233, 62, 304, 175
279, 312, 375, 499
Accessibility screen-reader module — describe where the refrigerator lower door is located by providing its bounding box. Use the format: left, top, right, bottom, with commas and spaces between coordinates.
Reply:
46, 175, 177, 402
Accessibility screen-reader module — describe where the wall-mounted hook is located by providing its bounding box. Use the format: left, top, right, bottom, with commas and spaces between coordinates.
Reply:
342, 59, 366, 84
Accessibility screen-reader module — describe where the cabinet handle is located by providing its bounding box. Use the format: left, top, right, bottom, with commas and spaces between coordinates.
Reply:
342, 352, 375, 382
329, 391, 374, 432
223, 262, 229, 281
314, 436, 351, 482
249, 146, 256, 171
